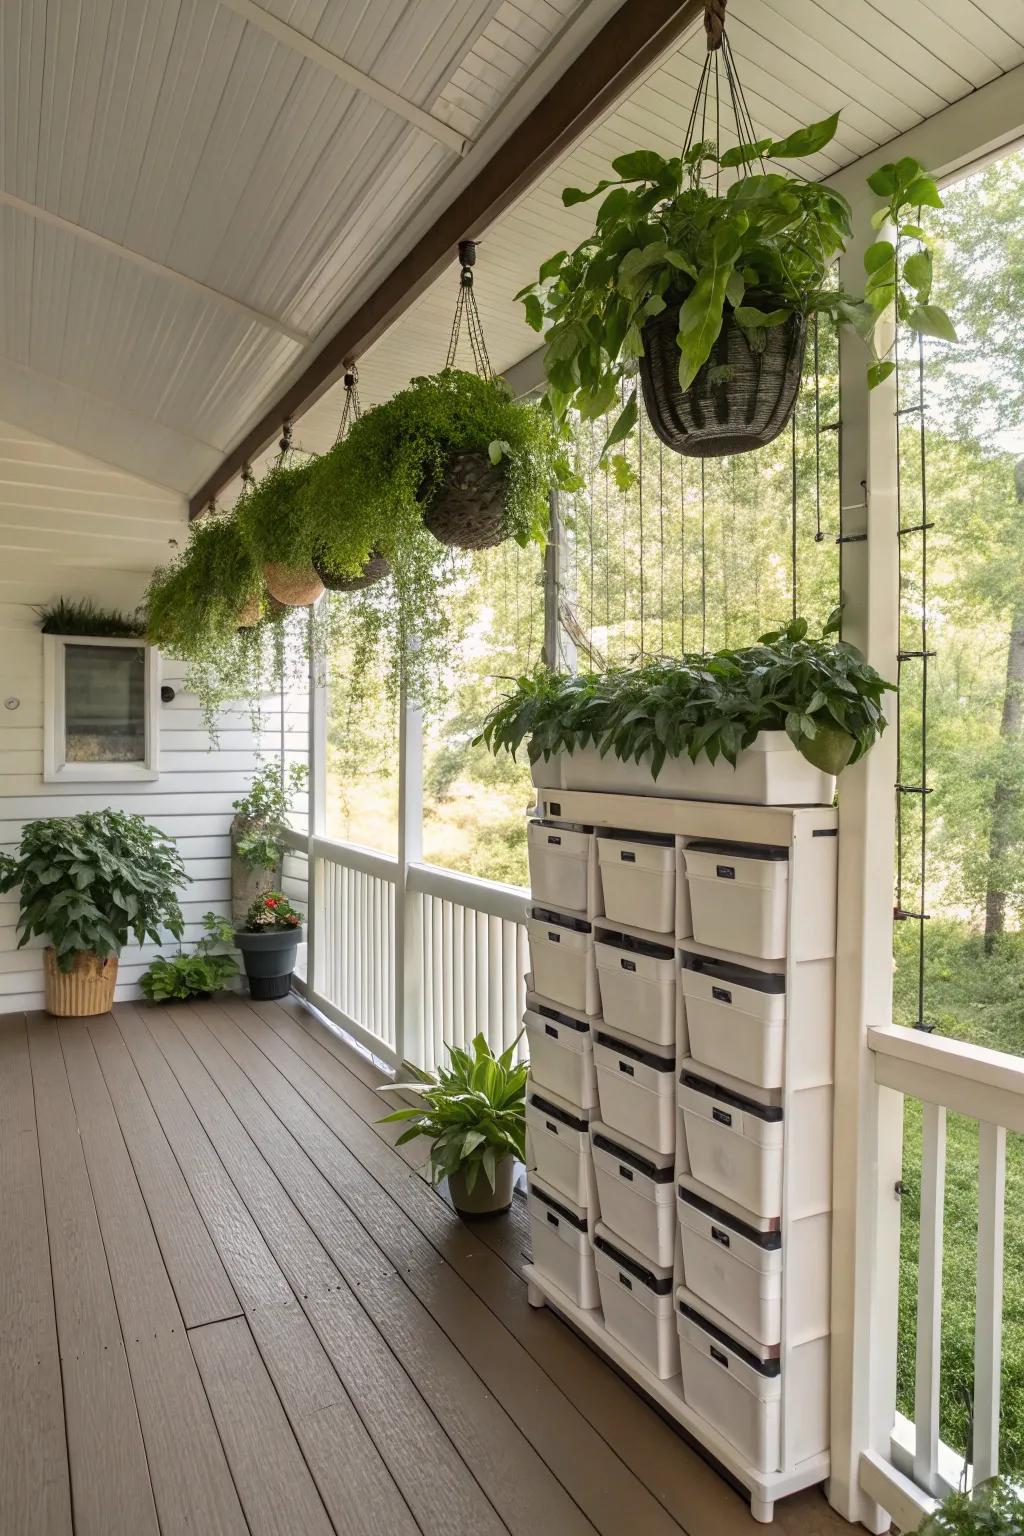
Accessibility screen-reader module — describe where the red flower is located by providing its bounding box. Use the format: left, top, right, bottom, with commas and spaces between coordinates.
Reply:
265, 897, 278, 907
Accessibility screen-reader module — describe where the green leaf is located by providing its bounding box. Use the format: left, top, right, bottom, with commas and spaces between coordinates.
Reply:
610, 149, 668, 181
487, 438, 511, 465
537, 250, 568, 281
867, 360, 896, 389
675, 226, 741, 391
725, 269, 745, 309
522, 293, 544, 332
769, 111, 840, 159
719, 138, 772, 169
864, 240, 895, 274
870, 205, 891, 231
734, 305, 790, 328
906, 303, 957, 343
904, 175, 942, 209
562, 179, 617, 207
600, 390, 638, 457
903, 248, 932, 299
866, 164, 898, 196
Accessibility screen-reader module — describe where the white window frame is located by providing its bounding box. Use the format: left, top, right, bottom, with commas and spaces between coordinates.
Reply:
43, 634, 160, 783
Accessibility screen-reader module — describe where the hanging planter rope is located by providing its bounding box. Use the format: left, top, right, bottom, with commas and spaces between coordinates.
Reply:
638, 0, 806, 457
262, 422, 326, 607
314, 367, 392, 592
422, 240, 508, 551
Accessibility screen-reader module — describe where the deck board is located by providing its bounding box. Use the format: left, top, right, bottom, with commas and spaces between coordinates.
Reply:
1, 994, 851, 1536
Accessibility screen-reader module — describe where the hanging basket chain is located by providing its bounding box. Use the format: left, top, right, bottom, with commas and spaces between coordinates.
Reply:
444, 238, 493, 379
276, 419, 293, 468
682, 1, 765, 182
334, 366, 362, 446
704, 0, 726, 51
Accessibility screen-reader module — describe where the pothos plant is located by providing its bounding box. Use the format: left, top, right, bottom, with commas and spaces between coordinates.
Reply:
476, 614, 895, 778
518, 114, 956, 454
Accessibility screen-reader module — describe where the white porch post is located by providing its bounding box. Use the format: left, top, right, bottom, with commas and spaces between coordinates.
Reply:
826, 204, 905, 1530
305, 631, 328, 995
394, 661, 424, 1067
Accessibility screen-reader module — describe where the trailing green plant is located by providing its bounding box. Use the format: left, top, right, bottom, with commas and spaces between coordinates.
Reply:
914, 1477, 1024, 1534
236, 457, 318, 570
477, 614, 895, 777
518, 117, 956, 451
241, 890, 302, 932
140, 911, 239, 1001
0, 811, 186, 970
36, 597, 145, 637
232, 760, 308, 870
377, 1032, 527, 1194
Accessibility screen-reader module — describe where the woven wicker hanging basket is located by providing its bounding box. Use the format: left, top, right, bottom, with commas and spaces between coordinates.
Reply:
639, 306, 806, 458
313, 549, 391, 592
422, 451, 508, 550
262, 562, 325, 606
236, 592, 264, 628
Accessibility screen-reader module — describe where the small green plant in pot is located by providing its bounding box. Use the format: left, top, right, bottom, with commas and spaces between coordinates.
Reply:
230, 761, 309, 920
0, 811, 186, 1017
234, 890, 303, 1001
140, 912, 239, 1002
378, 1034, 527, 1216
913, 1476, 1024, 1534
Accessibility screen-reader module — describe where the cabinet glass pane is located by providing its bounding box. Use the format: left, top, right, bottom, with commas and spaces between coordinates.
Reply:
64, 644, 146, 763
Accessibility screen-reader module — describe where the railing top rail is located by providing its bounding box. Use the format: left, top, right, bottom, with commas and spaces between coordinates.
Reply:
870, 1024, 1024, 1133
408, 860, 528, 926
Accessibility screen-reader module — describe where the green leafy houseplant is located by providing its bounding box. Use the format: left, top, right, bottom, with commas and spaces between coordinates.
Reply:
914, 1478, 1024, 1534
36, 597, 145, 637
140, 912, 239, 1001
477, 615, 895, 778
378, 1033, 527, 1212
231, 761, 308, 871
518, 117, 956, 452
0, 811, 187, 969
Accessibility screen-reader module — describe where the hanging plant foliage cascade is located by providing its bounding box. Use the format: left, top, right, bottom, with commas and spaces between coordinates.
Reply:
312, 368, 393, 591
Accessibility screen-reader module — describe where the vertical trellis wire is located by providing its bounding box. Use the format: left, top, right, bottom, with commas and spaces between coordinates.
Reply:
659, 437, 666, 653
638, 409, 645, 657
700, 460, 707, 651
680, 458, 686, 652
791, 407, 799, 620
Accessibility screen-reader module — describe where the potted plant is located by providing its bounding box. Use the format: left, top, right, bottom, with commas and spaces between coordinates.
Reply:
378, 1033, 527, 1216
237, 457, 325, 606
140, 911, 239, 1001
234, 889, 303, 1000
229, 761, 308, 919
477, 614, 895, 805
0, 811, 187, 1017
518, 122, 955, 457
36, 597, 146, 637
914, 1477, 1024, 1533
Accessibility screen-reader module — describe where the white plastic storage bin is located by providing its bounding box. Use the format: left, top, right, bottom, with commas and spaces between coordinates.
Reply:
597, 835, 675, 933
526, 1087, 597, 1209
527, 821, 594, 915
677, 1182, 782, 1346
676, 1300, 782, 1472
594, 1026, 676, 1156
683, 840, 790, 960
677, 1063, 784, 1219
680, 954, 787, 1090
525, 906, 599, 1015
591, 1123, 676, 1267
594, 1225, 677, 1379
523, 994, 598, 1110
528, 1176, 600, 1309
595, 931, 677, 1048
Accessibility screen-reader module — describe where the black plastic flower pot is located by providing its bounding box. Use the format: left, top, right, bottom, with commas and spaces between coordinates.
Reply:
234, 926, 303, 1001
639, 306, 807, 457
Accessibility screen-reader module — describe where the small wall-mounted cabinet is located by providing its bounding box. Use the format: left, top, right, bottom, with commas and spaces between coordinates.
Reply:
44, 635, 160, 782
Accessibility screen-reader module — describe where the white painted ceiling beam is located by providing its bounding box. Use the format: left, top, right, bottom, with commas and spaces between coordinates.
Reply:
0, 190, 311, 346
217, 0, 470, 156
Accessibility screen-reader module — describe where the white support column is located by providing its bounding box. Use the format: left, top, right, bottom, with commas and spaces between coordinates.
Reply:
305, 630, 328, 996
826, 200, 906, 1531
973, 1120, 1007, 1482
394, 662, 424, 1068
542, 487, 576, 674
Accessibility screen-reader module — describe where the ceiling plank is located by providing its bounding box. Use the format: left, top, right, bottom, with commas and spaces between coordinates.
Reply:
218, 0, 469, 155
189, 0, 705, 516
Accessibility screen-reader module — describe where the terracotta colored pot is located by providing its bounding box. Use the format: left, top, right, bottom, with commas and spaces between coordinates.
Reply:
447, 1154, 516, 1216
262, 562, 325, 606
43, 948, 118, 1017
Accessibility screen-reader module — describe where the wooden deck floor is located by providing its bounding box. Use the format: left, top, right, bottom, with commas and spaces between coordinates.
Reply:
1, 995, 850, 1536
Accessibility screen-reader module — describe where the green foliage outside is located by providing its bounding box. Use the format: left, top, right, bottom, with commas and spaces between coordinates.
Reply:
914, 1475, 1024, 1534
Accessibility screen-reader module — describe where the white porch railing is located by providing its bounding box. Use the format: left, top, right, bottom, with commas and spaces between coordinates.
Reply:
859, 1026, 1023, 1531
284, 828, 528, 1073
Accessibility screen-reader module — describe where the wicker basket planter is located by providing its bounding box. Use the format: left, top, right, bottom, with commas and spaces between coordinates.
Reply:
236, 592, 264, 627
43, 948, 118, 1017
262, 562, 325, 606
313, 550, 390, 592
423, 451, 508, 550
639, 307, 807, 457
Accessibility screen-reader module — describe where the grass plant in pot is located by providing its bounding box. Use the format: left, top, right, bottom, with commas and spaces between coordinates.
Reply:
378, 1033, 527, 1216
235, 890, 303, 1000
0, 811, 186, 1016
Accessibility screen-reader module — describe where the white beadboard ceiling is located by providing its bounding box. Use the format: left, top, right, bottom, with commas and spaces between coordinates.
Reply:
3, 0, 1024, 499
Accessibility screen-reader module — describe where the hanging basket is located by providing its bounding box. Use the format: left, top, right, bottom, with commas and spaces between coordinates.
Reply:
262, 562, 324, 606
422, 451, 508, 550
313, 549, 390, 593
236, 592, 264, 628
639, 306, 806, 458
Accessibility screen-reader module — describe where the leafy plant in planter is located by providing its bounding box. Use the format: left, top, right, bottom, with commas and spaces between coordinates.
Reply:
232, 761, 309, 870
913, 1477, 1024, 1534
236, 456, 324, 606
518, 119, 955, 457
36, 597, 145, 637
140, 911, 239, 1001
477, 615, 895, 778
0, 811, 186, 1016
378, 1033, 527, 1215
234, 890, 303, 1001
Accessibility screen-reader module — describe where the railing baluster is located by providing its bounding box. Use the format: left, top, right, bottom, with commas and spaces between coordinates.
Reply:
432, 897, 444, 1071
487, 914, 502, 1053
463, 905, 477, 1043
476, 911, 488, 1038
501, 918, 517, 1054
973, 1119, 1007, 1482
914, 1101, 947, 1493
452, 902, 465, 1051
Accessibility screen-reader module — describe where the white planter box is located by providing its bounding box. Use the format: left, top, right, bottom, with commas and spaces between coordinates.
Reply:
680, 955, 787, 1090
523, 994, 598, 1110
595, 933, 677, 1048
591, 1123, 676, 1267
677, 1300, 782, 1472
528, 1175, 600, 1309
677, 1182, 783, 1346
525, 906, 599, 1015
527, 821, 594, 915
594, 1224, 677, 1379
683, 841, 790, 960
561, 735, 835, 806
594, 1026, 677, 1156
530, 754, 563, 790
597, 835, 675, 933
526, 1087, 597, 1210
677, 1063, 784, 1219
